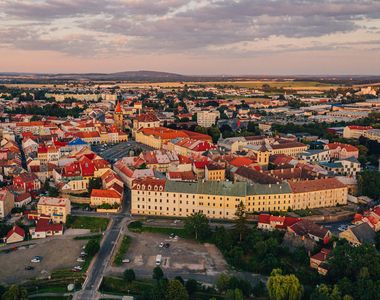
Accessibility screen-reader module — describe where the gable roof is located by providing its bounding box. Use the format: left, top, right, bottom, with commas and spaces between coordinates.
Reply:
350, 223, 375, 244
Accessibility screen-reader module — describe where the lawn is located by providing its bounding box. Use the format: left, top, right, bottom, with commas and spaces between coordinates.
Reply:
67, 216, 109, 232
113, 235, 132, 266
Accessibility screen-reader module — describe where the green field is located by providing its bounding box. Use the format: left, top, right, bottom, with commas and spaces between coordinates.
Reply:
113, 235, 132, 266
67, 216, 109, 232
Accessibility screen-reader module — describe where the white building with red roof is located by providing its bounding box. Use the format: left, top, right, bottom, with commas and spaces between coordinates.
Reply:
324, 142, 359, 159
5, 225, 25, 244
343, 125, 373, 139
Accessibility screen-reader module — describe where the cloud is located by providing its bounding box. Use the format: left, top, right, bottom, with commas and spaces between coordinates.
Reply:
0, 0, 379, 61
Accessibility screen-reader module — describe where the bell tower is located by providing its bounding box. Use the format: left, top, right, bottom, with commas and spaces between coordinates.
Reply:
114, 100, 124, 130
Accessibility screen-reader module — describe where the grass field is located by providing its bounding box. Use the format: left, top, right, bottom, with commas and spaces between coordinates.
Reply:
67, 216, 109, 232
113, 235, 132, 266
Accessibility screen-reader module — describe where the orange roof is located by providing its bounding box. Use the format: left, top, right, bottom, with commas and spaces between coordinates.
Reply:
91, 189, 121, 198
115, 101, 122, 113
230, 157, 254, 167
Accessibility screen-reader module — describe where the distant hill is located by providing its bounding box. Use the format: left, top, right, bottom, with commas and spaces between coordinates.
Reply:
0, 70, 187, 81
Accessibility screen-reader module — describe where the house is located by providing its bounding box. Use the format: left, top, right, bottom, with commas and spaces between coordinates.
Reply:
5, 225, 25, 244
324, 142, 359, 159
37, 196, 71, 223
30, 219, 63, 239
339, 223, 375, 246
257, 214, 300, 231
343, 125, 373, 139
12, 173, 41, 193
0, 188, 15, 219
90, 189, 122, 207
14, 192, 32, 208
310, 248, 331, 275
288, 219, 332, 244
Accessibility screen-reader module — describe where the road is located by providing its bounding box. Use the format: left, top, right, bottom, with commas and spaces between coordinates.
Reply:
74, 192, 130, 300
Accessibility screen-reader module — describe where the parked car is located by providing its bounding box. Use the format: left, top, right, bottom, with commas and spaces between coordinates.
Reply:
25, 266, 34, 270
159, 242, 164, 248
163, 243, 170, 248
122, 258, 130, 263
80, 251, 87, 256
76, 257, 85, 262
72, 266, 82, 272
31, 256, 42, 263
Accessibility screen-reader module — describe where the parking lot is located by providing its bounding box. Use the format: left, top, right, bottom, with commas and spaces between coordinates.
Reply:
0, 238, 86, 285
92, 141, 153, 162
111, 232, 227, 277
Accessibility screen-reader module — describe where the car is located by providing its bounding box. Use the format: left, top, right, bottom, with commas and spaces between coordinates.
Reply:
80, 251, 87, 256
338, 225, 349, 232
169, 233, 175, 239
163, 243, 170, 248
122, 258, 130, 263
72, 266, 82, 272
159, 242, 164, 248
76, 257, 85, 262
173, 220, 180, 224
31, 256, 42, 263
25, 266, 34, 271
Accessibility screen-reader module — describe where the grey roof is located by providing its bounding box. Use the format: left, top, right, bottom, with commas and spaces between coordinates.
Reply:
350, 223, 375, 244
164, 180, 291, 196
301, 149, 329, 156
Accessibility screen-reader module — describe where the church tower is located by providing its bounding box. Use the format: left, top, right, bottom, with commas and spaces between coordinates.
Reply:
114, 100, 124, 130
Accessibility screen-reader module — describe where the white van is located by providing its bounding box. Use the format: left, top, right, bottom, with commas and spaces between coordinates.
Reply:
155, 254, 162, 266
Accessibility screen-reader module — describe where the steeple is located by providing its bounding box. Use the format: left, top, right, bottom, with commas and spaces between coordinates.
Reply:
115, 100, 122, 113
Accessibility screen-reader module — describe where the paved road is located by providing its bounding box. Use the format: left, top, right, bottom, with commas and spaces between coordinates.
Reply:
74, 192, 131, 300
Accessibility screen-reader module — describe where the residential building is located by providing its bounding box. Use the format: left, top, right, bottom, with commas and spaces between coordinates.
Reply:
324, 142, 359, 159
5, 226, 25, 244
90, 189, 122, 207
343, 125, 373, 139
37, 196, 71, 223
339, 223, 375, 246
0, 188, 15, 219
197, 110, 219, 127
205, 164, 225, 181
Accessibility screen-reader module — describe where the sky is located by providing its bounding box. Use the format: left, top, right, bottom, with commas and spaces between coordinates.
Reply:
0, 0, 380, 75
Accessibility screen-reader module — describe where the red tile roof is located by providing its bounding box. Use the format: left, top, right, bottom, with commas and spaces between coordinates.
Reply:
6, 225, 25, 240
289, 178, 346, 193
91, 189, 121, 199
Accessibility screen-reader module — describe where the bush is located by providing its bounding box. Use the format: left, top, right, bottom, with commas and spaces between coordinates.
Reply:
123, 269, 135, 283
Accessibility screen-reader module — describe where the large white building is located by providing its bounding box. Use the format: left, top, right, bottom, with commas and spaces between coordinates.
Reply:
197, 111, 219, 128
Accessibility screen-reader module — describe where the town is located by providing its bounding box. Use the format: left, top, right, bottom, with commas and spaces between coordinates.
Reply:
0, 78, 379, 300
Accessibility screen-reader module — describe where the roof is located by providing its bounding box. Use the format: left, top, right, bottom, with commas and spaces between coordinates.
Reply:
235, 166, 278, 184
347, 125, 373, 130
350, 223, 375, 244
325, 142, 358, 152
115, 101, 122, 113
6, 225, 25, 240
230, 157, 254, 167
68, 138, 88, 146
135, 113, 159, 122
311, 248, 331, 262
289, 219, 329, 239
35, 219, 63, 233
38, 197, 69, 207
91, 189, 121, 199
289, 178, 346, 193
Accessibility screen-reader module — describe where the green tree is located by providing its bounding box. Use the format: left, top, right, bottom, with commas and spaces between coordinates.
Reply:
234, 201, 248, 242
216, 273, 231, 293
267, 269, 303, 300
225, 288, 244, 300
123, 269, 136, 283
166, 280, 189, 300
185, 279, 198, 295
184, 212, 210, 240
85, 239, 100, 256
357, 171, 380, 199
88, 177, 102, 194
1, 285, 28, 300
152, 266, 164, 281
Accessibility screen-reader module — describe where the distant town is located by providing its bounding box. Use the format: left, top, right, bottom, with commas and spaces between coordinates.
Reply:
0, 78, 379, 300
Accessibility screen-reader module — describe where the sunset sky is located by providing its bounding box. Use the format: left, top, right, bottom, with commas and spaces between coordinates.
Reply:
0, 0, 380, 75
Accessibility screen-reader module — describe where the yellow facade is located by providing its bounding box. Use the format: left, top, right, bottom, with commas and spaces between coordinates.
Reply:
37, 197, 71, 223
131, 181, 348, 220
